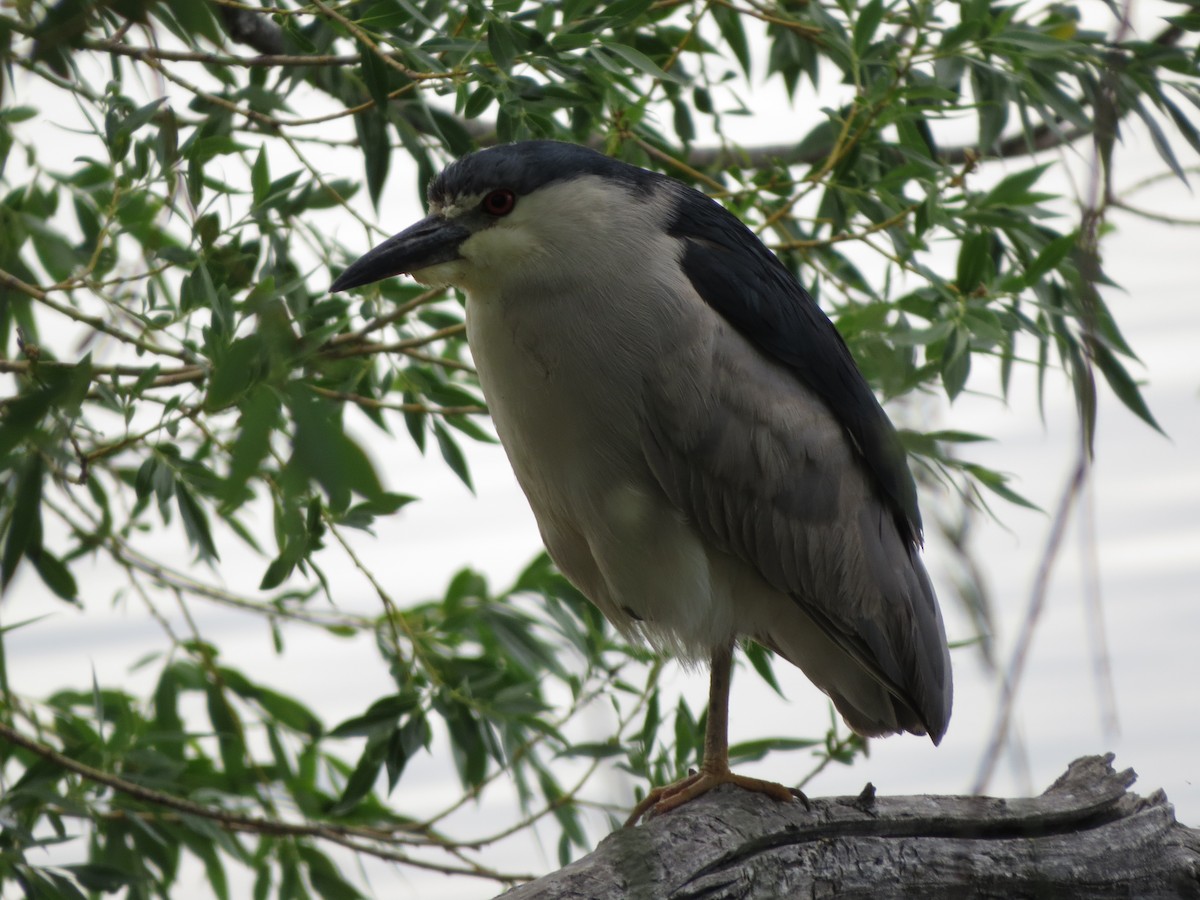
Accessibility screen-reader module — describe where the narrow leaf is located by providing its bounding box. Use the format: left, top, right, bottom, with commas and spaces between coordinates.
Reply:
177, 485, 219, 561
1091, 342, 1164, 435
251, 145, 269, 207
433, 422, 473, 492
2, 455, 43, 591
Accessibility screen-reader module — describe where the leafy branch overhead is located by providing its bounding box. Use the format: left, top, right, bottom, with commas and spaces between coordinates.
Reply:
0, 0, 1196, 896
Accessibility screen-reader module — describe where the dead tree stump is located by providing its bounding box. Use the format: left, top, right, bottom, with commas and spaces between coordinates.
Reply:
501, 754, 1200, 899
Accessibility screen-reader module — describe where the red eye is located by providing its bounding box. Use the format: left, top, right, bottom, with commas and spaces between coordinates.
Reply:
482, 189, 516, 216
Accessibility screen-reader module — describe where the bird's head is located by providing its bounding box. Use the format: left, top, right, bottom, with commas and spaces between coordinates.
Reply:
330, 141, 660, 297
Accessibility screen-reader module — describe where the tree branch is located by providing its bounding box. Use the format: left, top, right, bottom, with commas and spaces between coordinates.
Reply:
0, 268, 193, 363
0, 719, 533, 882
502, 756, 1200, 899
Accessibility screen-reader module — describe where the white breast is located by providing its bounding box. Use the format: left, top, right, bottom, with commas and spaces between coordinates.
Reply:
466, 286, 752, 659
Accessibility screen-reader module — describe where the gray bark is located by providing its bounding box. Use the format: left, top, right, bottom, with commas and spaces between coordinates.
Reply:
501, 755, 1200, 899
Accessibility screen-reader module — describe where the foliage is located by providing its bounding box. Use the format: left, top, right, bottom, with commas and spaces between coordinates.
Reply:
0, 0, 1196, 895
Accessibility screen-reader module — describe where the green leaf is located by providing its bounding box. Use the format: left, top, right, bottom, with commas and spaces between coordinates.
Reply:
463, 83, 496, 120
1160, 95, 1200, 158
330, 693, 417, 739
729, 736, 820, 764
385, 714, 427, 789
1091, 342, 1164, 435
447, 707, 489, 788
712, 4, 751, 76
672, 696, 698, 772
0, 360, 89, 459
299, 845, 366, 900
331, 734, 388, 814
223, 386, 279, 509
433, 422, 473, 492
177, 831, 230, 900
743, 641, 784, 697
153, 664, 185, 756
176, 484, 219, 561
672, 99, 694, 144
1134, 101, 1189, 185
941, 325, 971, 400
359, 40, 393, 111
251, 145, 269, 207
253, 686, 323, 738
979, 163, 1052, 208
487, 19, 517, 72
205, 682, 248, 785
189, 134, 252, 163
0, 106, 38, 123
288, 388, 385, 506
340, 492, 416, 530
639, 689, 660, 754
971, 64, 1011, 152
1024, 231, 1077, 286
956, 232, 992, 292
36, 871, 89, 900
258, 550, 298, 591
896, 115, 934, 159
962, 462, 1040, 511
598, 42, 687, 85
354, 110, 391, 209
556, 741, 623, 760
180, 264, 218, 315
853, 0, 884, 59
159, 0, 224, 45
591, 0, 654, 28
482, 605, 564, 679
59, 863, 135, 892
31, 549, 78, 602
59, 354, 93, 418
2, 455, 43, 592
205, 333, 269, 411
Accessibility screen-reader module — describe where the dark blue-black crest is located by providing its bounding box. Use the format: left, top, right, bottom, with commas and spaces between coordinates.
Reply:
429, 140, 657, 203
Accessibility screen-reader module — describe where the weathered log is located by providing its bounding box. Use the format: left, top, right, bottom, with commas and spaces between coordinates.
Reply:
500, 755, 1200, 899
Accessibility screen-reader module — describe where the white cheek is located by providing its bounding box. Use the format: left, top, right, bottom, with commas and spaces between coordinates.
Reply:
412, 220, 540, 295
459, 225, 538, 271
411, 259, 469, 287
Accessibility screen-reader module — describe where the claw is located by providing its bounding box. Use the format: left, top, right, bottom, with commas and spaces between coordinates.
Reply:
624, 767, 798, 826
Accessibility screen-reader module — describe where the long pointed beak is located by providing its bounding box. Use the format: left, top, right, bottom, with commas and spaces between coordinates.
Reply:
330, 215, 469, 292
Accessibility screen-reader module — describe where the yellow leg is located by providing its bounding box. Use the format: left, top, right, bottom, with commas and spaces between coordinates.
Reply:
625, 644, 800, 826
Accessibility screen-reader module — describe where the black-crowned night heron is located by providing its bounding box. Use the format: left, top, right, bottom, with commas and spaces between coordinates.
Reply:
331, 140, 952, 824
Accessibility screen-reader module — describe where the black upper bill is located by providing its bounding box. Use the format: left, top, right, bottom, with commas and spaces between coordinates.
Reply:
330, 215, 469, 293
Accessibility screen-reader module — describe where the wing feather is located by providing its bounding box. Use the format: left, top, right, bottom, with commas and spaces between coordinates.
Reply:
640, 302, 951, 741
664, 182, 923, 548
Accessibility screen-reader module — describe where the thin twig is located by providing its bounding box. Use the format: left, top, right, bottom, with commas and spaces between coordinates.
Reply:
83, 39, 369, 69
0, 719, 400, 845
972, 0, 1137, 793
326, 323, 467, 358
0, 716, 531, 881
309, 385, 484, 415
971, 453, 1088, 793
326, 288, 448, 346
0, 268, 192, 363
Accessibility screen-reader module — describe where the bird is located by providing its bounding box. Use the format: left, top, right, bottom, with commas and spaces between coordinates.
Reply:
331, 140, 952, 825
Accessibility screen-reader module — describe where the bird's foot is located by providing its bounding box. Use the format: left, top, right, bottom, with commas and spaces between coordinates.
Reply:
624, 766, 801, 826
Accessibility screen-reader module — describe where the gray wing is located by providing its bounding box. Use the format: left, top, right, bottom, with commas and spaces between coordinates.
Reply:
663, 181, 923, 548
639, 308, 952, 742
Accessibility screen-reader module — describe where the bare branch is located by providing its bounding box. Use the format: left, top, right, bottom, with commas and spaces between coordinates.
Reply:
0, 718, 536, 881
